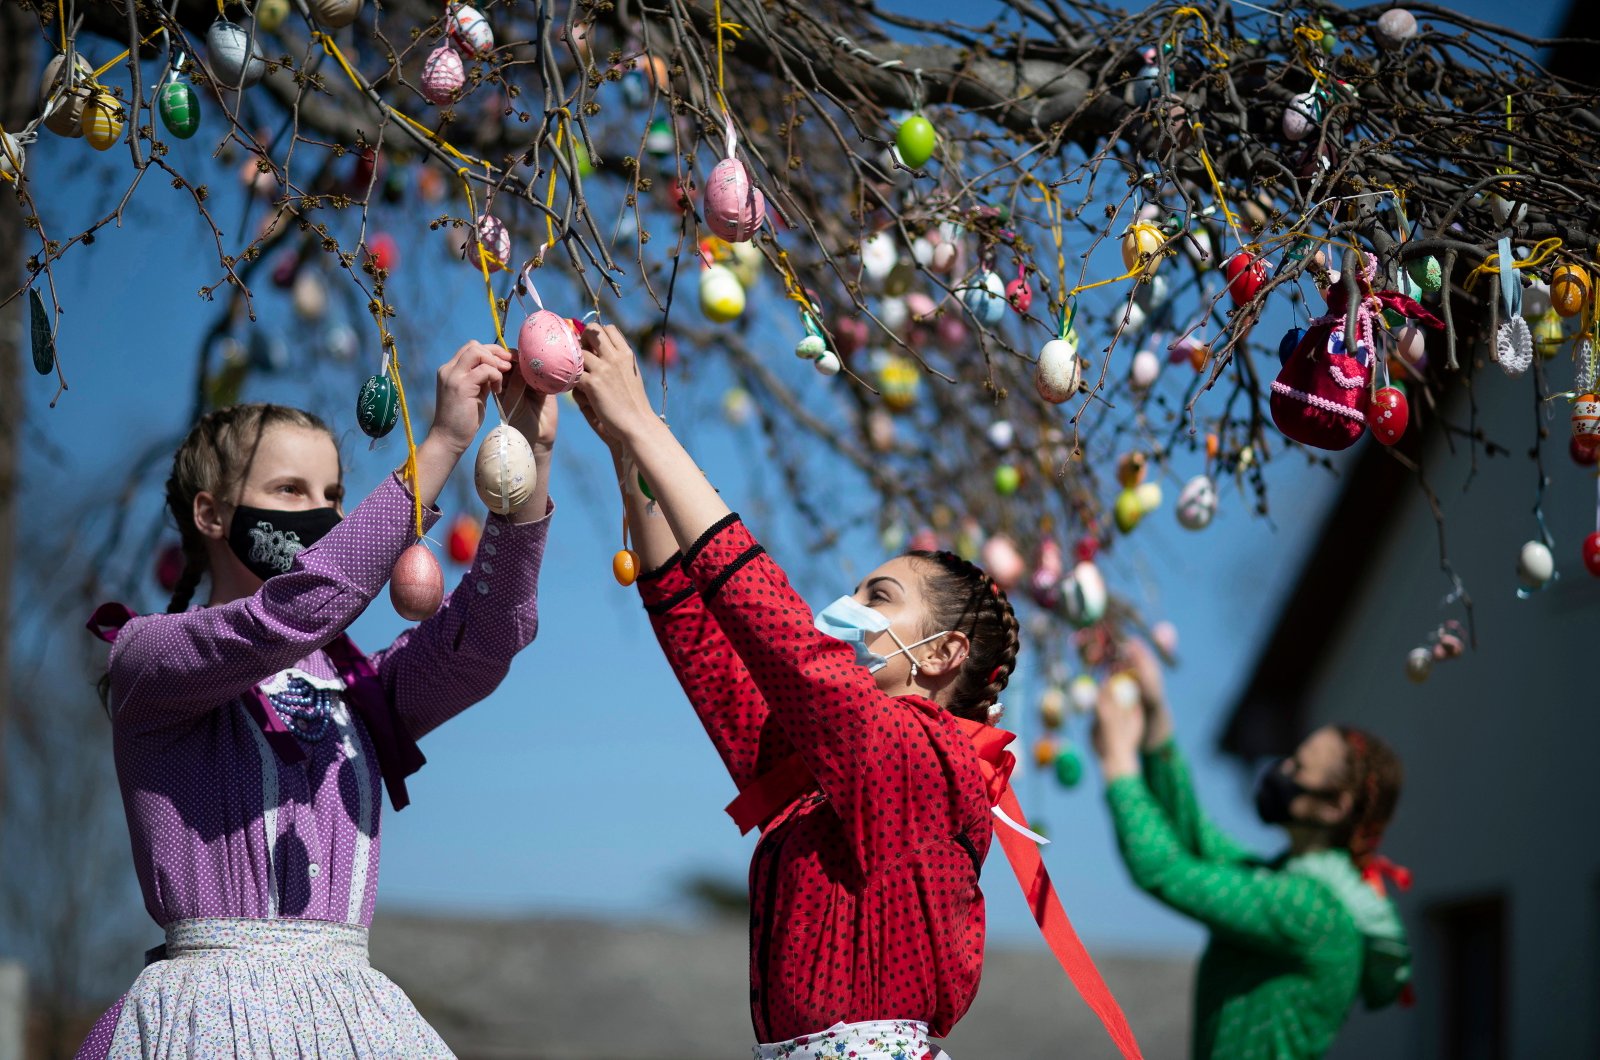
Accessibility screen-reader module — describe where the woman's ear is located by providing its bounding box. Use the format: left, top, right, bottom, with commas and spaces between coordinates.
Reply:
1318, 789, 1356, 828
917, 629, 970, 679
194, 491, 228, 541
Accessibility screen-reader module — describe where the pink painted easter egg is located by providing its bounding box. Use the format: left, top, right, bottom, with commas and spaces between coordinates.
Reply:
517, 309, 585, 394
421, 43, 466, 104
704, 157, 765, 242
980, 534, 1026, 591
390, 543, 444, 620
468, 214, 510, 273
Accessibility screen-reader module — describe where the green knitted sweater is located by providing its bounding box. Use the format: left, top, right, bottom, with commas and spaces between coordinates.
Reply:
1105, 741, 1410, 1060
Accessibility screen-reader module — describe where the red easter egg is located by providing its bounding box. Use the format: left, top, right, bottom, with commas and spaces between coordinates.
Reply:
1005, 277, 1033, 313
155, 543, 186, 592
390, 543, 444, 620
446, 515, 481, 565
647, 331, 679, 367
517, 308, 586, 394
1585, 532, 1600, 577
366, 233, 399, 273
1369, 386, 1409, 445
1571, 436, 1600, 466
1224, 252, 1268, 304
1073, 536, 1099, 564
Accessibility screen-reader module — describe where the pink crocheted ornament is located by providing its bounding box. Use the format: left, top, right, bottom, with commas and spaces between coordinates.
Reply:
421, 44, 465, 105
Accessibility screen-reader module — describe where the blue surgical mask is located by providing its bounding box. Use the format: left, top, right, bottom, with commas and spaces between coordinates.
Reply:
814, 595, 951, 677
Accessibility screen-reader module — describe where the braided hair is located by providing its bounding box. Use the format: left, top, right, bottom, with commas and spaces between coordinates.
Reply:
1332, 726, 1404, 868
904, 550, 1022, 724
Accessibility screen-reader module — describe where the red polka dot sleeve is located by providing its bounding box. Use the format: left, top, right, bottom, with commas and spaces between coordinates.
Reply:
676, 515, 985, 877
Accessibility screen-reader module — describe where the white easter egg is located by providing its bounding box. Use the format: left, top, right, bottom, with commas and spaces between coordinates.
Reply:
1490, 192, 1526, 227
814, 350, 842, 376
207, 20, 267, 90
474, 424, 538, 515
1282, 91, 1321, 141
40, 53, 94, 137
861, 232, 898, 282
1373, 8, 1416, 49
880, 296, 908, 331
1035, 338, 1081, 403
1517, 540, 1554, 588
1135, 480, 1162, 513
1176, 474, 1217, 530
1130, 349, 1160, 390
1062, 561, 1107, 627
986, 420, 1015, 450
447, 3, 496, 57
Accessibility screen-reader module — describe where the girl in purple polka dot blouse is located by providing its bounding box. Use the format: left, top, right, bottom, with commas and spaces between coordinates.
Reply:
76, 342, 555, 1059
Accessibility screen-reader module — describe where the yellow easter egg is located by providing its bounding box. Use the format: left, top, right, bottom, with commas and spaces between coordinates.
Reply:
80, 90, 124, 151
1551, 265, 1591, 318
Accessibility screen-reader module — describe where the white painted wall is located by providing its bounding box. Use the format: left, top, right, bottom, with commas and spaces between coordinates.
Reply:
1280, 362, 1599, 1059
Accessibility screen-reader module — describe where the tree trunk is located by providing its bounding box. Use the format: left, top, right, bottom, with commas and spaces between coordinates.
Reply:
0, 0, 37, 840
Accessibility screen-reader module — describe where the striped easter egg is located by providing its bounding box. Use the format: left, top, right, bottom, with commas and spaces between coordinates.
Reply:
1571, 395, 1600, 450
80, 90, 124, 151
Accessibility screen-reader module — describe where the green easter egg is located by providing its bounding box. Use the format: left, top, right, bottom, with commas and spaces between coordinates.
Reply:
994, 464, 1021, 496
356, 373, 399, 438
896, 115, 937, 169
1407, 255, 1442, 294
1114, 488, 1144, 533
159, 81, 200, 139
1054, 747, 1084, 789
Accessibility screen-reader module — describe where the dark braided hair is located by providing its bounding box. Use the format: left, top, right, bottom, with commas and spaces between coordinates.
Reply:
1332, 726, 1404, 868
903, 550, 1021, 724
97, 404, 335, 713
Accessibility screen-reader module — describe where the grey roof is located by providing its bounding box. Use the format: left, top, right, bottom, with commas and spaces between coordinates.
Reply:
370, 912, 1193, 1060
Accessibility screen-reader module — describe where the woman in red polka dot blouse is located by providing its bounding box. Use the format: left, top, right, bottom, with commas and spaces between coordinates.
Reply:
78, 342, 556, 1059
573, 325, 1141, 1060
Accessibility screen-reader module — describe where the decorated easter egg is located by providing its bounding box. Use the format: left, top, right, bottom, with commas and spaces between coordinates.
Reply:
796, 334, 827, 359
963, 271, 1008, 327
1533, 309, 1565, 358
987, 420, 1015, 450
1278, 326, 1306, 366
699, 264, 745, 322
1282, 91, 1321, 141
1121, 223, 1164, 274
980, 534, 1025, 590
207, 20, 267, 90
355, 373, 399, 438
1224, 252, 1267, 304
1135, 481, 1162, 513
255, 0, 291, 31
446, 515, 481, 564
1571, 395, 1600, 449
877, 356, 921, 412
518, 309, 585, 394
1551, 265, 1591, 318
1068, 674, 1098, 714
1039, 686, 1066, 729
1176, 475, 1217, 530
861, 232, 898, 282
895, 114, 937, 168
1116, 452, 1147, 489
1370, 386, 1409, 445
1006, 276, 1033, 314
80, 90, 123, 150
421, 43, 466, 104
1404, 647, 1432, 683
1584, 533, 1600, 578
994, 464, 1021, 496
1130, 349, 1160, 390
1523, 280, 1551, 318
40, 53, 94, 137
391, 544, 445, 621
158, 81, 200, 139
1373, 8, 1416, 49
474, 424, 537, 515
0, 133, 23, 182
1517, 540, 1554, 588
1407, 255, 1442, 294
644, 117, 675, 156
814, 350, 842, 376
1054, 747, 1084, 789
613, 549, 640, 586
1035, 338, 1081, 403
447, 3, 495, 57
309, 0, 363, 29
1394, 323, 1426, 367
705, 157, 765, 242
467, 214, 511, 273
1113, 489, 1143, 533
293, 270, 328, 321
1062, 561, 1107, 627
1572, 435, 1600, 466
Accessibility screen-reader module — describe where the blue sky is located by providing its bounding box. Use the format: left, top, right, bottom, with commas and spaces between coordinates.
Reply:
11, 0, 1572, 962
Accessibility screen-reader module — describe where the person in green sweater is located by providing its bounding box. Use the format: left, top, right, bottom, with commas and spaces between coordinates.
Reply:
1091, 640, 1412, 1060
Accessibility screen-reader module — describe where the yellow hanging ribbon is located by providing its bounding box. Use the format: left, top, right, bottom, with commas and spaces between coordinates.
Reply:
1022, 175, 1069, 314
1462, 238, 1564, 293
544, 113, 567, 252
1292, 25, 1328, 85
1497, 95, 1515, 177
1192, 126, 1243, 245
456, 170, 512, 351
1168, 7, 1230, 66
774, 247, 814, 313
378, 323, 425, 539
712, 0, 747, 113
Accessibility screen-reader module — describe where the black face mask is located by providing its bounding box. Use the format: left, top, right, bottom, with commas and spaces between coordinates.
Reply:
227, 505, 342, 582
1254, 759, 1308, 825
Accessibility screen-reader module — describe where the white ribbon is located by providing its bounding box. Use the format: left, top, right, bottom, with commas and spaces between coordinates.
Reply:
992, 804, 1050, 845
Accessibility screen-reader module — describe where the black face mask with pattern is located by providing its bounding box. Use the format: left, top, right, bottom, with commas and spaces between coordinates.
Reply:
226, 505, 341, 582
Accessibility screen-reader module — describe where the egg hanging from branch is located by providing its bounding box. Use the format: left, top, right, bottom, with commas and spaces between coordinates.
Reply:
1282, 91, 1322, 142
963, 271, 1008, 326
1369, 386, 1409, 445
447, 3, 495, 57
467, 214, 511, 273
390, 544, 444, 621
207, 20, 267, 90
1176, 475, 1217, 530
309, 0, 363, 29
704, 157, 765, 243
895, 114, 937, 168
1551, 266, 1591, 318
255, 0, 291, 31
1571, 394, 1600, 450
158, 81, 200, 139
1372, 8, 1417, 49
474, 424, 537, 515
861, 232, 898, 282
1121, 223, 1164, 275
355, 373, 399, 438
1061, 561, 1107, 628
517, 310, 585, 394
40, 53, 94, 137
1224, 252, 1268, 304
1517, 540, 1554, 589
421, 44, 466, 104
80, 89, 124, 151
699, 264, 745, 322
1034, 338, 1081, 403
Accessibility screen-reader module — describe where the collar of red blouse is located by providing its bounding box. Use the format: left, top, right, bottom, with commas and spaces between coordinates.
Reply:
724, 698, 1145, 1060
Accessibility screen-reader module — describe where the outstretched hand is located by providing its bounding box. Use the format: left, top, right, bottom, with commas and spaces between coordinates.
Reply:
501, 359, 559, 455
1091, 673, 1146, 782
1117, 637, 1173, 751
573, 324, 658, 449
428, 341, 514, 456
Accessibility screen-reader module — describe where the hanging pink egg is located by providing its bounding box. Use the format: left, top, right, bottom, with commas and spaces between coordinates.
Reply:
906, 292, 938, 322
647, 331, 679, 367
468, 214, 511, 272
1006, 276, 1033, 313
421, 43, 466, 104
833, 316, 869, 357
1369, 386, 1409, 445
908, 528, 940, 552
1225, 252, 1267, 304
366, 232, 399, 272
1393, 323, 1426, 368
517, 308, 585, 394
704, 157, 765, 242
390, 543, 445, 621
980, 534, 1026, 591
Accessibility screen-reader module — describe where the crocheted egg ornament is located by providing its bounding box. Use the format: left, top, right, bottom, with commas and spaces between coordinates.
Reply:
447, 4, 495, 57
207, 20, 267, 90
704, 158, 764, 242
1550, 266, 1591, 318
699, 264, 745, 322
895, 114, 936, 168
1517, 540, 1554, 589
1572, 395, 1600, 450
963, 271, 1008, 327
474, 424, 537, 515
80, 90, 123, 151
517, 310, 584, 394
40, 53, 94, 137
468, 214, 511, 273
1584, 533, 1600, 578
355, 373, 399, 438
1369, 386, 1409, 445
309, 0, 363, 29
1224, 252, 1267, 305
390, 544, 444, 621
1176, 475, 1217, 530
1034, 338, 1081, 403
158, 82, 200, 139
421, 44, 466, 104
446, 515, 480, 564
